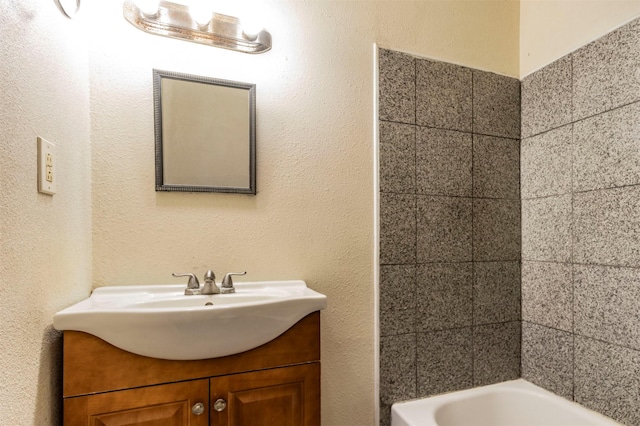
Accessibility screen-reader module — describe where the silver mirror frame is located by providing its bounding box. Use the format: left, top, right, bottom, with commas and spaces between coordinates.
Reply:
153, 69, 256, 194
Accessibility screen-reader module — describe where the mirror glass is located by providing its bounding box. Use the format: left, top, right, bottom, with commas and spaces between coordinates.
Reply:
153, 69, 256, 194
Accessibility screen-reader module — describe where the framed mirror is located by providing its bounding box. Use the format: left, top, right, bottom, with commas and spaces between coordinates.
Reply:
153, 69, 256, 194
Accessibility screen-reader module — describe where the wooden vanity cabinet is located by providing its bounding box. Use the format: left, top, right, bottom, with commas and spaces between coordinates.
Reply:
62, 312, 321, 426
64, 379, 210, 425
210, 363, 320, 426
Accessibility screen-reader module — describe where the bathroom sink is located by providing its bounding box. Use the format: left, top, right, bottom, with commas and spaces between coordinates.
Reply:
53, 280, 327, 360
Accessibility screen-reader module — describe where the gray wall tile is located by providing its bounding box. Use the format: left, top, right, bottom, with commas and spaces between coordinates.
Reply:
521, 322, 574, 400
574, 186, 640, 267
521, 125, 573, 199
575, 264, 640, 351
379, 48, 416, 124
416, 128, 472, 197
380, 193, 416, 265
473, 198, 521, 261
521, 261, 572, 331
574, 102, 640, 192
517, 20, 640, 425
380, 404, 392, 426
416, 263, 473, 331
473, 135, 520, 199
379, 47, 525, 409
521, 55, 573, 138
380, 334, 417, 404
573, 18, 640, 121
417, 196, 472, 262
474, 261, 521, 325
522, 195, 572, 262
417, 328, 473, 396
474, 322, 521, 386
380, 121, 416, 194
380, 265, 416, 337
473, 71, 521, 139
416, 59, 472, 132
575, 336, 640, 426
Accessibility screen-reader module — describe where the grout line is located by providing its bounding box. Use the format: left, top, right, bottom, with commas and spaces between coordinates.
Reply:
572, 182, 640, 195
569, 54, 576, 402
413, 57, 419, 400
381, 192, 521, 200
570, 52, 575, 125
414, 330, 418, 399
570, 150, 577, 399
379, 119, 519, 141
521, 192, 572, 201
522, 319, 640, 355
518, 79, 524, 379
523, 96, 640, 141
521, 184, 640, 203
521, 259, 640, 270
520, 181, 640, 202
413, 321, 522, 336
471, 70, 476, 386
522, 319, 572, 335
381, 261, 472, 266
381, 260, 526, 267
522, 121, 572, 141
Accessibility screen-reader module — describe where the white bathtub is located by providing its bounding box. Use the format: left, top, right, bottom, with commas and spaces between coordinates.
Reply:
391, 379, 621, 426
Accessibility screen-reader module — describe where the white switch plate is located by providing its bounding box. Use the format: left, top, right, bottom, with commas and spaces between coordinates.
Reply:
37, 137, 56, 195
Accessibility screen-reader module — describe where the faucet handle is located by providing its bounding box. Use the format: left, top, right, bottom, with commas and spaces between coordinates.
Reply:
221, 271, 246, 294
172, 273, 201, 295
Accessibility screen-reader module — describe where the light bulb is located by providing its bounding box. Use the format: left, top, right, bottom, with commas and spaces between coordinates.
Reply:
189, 1, 213, 26
133, 0, 159, 16
213, 0, 239, 18
240, 14, 263, 37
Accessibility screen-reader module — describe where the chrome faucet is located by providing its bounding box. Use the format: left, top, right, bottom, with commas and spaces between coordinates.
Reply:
201, 270, 220, 295
172, 270, 246, 295
221, 272, 247, 294
172, 272, 201, 295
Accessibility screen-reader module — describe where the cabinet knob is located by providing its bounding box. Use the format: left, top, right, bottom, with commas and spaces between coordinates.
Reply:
192, 402, 205, 415
214, 398, 227, 412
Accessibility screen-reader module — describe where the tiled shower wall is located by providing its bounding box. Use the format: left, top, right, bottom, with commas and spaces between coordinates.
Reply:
378, 49, 521, 424
520, 18, 640, 426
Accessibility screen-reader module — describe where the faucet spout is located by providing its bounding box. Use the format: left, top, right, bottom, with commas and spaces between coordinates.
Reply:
201, 270, 220, 295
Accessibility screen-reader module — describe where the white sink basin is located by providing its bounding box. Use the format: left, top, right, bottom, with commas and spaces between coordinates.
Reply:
53, 280, 327, 360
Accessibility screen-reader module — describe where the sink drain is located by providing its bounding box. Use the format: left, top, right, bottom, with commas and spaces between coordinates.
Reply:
204, 302, 214, 306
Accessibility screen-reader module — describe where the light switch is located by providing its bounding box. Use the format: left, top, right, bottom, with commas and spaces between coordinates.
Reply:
37, 137, 56, 195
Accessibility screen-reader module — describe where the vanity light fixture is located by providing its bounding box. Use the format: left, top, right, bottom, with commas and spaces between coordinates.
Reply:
123, 0, 271, 54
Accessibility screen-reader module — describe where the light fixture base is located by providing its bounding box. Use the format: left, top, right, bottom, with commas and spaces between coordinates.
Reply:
123, 0, 271, 54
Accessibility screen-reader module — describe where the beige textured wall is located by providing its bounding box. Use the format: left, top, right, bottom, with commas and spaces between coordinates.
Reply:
0, 1, 91, 424
520, 0, 640, 77
376, 0, 520, 77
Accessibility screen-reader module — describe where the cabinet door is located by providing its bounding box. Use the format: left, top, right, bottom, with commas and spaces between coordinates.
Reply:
64, 379, 209, 426
210, 363, 320, 426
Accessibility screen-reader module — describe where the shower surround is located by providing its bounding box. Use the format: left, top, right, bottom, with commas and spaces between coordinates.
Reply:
379, 16, 640, 426
378, 49, 521, 425
520, 18, 640, 426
